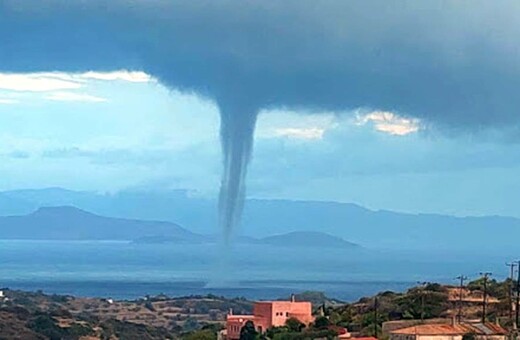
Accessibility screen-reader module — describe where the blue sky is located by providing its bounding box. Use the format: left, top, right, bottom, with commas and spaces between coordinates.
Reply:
1, 71, 519, 218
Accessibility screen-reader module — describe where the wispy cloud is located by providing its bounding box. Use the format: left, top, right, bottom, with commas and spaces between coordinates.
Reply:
273, 127, 326, 140
80, 71, 153, 83
0, 73, 82, 92
0, 98, 19, 104
356, 111, 420, 136
257, 110, 338, 141
0, 70, 153, 95
44, 91, 107, 103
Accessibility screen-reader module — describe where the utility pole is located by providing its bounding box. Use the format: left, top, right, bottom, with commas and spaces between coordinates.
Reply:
480, 272, 492, 323
374, 297, 378, 339
506, 263, 517, 325
417, 282, 429, 322
516, 260, 520, 330
421, 291, 425, 321
455, 275, 468, 322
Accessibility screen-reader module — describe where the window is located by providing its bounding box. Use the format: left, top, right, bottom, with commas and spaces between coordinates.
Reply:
286, 312, 289, 317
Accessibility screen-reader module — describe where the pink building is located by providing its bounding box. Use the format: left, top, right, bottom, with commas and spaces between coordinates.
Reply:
226, 297, 314, 339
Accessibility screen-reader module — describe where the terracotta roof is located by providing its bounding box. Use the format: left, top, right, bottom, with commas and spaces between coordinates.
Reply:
472, 323, 508, 335
390, 323, 507, 336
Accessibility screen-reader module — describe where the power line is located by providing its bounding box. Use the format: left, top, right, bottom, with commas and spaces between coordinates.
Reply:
479, 272, 492, 323
506, 262, 517, 325
516, 260, 520, 330
455, 275, 468, 322
417, 281, 430, 322
374, 296, 378, 339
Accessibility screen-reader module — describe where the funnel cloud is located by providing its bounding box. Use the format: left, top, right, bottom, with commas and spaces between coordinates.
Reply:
2, 1, 520, 237
218, 100, 259, 241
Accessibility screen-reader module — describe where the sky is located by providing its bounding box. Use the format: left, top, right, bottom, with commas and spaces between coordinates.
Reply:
1, 1, 520, 219
1, 71, 519, 218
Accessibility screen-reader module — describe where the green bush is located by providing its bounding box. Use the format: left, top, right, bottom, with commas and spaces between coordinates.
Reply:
239, 321, 258, 340
68, 323, 94, 337
182, 329, 217, 340
27, 314, 67, 340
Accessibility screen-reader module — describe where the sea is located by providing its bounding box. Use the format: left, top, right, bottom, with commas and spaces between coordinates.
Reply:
0, 240, 515, 302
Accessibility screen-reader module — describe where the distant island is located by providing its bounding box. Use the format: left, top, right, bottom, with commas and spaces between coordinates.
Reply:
134, 231, 358, 248
255, 231, 359, 248
0, 206, 203, 242
1, 187, 520, 251
0, 206, 359, 248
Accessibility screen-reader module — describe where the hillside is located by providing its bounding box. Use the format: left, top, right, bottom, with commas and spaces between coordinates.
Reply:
0, 289, 251, 339
0, 206, 205, 241
0, 278, 510, 339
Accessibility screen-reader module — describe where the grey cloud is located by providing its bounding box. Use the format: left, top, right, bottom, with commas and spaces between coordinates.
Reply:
2, 1, 520, 127
2, 0, 519, 236
250, 126, 520, 185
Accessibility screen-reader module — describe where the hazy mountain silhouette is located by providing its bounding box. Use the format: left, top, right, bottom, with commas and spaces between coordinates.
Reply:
0, 188, 519, 249
258, 231, 359, 248
0, 206, 359, 248
0, 206, 203, 241
0, 192, 36, 215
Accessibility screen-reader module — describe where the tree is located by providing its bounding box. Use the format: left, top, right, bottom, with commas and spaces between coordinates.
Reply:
27, 315, 67, 340
328, 311, 342, 325
183, 317, 201, 332
314, 316, 331, 330
286, 318, 305, 332
265, 326, 289, 339
183, 329, 217, 340
462, 333, 476, 340
396, 288, 448, 320
240, 321, 258, 340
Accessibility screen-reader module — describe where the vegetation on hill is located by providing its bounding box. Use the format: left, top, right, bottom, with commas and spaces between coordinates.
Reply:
318, 278, 513, 337
281, 291, 343, 307
0, 289, 247, 339
0, 277, 514, 339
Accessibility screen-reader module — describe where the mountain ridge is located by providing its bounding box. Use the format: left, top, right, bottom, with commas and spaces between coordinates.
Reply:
0, 205, 202, 241
0, 206, 360, 248
0, 188, 519, 250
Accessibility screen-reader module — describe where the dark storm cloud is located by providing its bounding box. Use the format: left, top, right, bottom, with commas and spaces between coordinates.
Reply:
2, 0, 519, 237
2, 0, 519, 127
